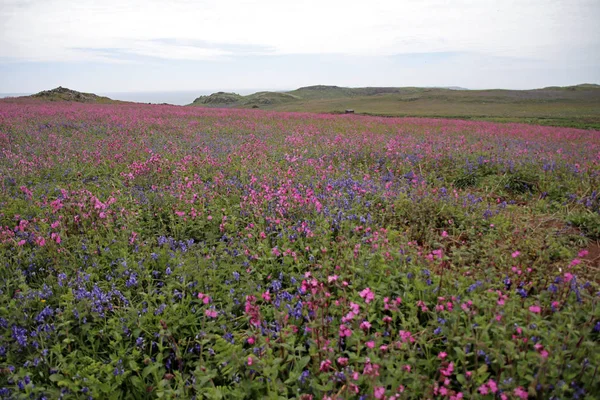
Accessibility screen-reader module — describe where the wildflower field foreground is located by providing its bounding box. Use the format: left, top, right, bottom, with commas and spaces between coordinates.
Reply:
1, 101, 599, 399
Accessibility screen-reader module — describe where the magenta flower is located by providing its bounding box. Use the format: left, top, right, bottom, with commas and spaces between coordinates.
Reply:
337, 357, 348, 366
261, 291, 271, 302
197, 293, 211, 304
339, 324, 352, 338
359, 287, 375, 303
564, 272, 574, 282
319, 359, 332, 372
528, 305, 541, 313
513, 387, 528, 399
360, 321, 372, 331
374, 386, 386, 399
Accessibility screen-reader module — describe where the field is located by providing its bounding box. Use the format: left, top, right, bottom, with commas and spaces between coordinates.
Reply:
190, 84, 600, 130
0, 100, 599, 399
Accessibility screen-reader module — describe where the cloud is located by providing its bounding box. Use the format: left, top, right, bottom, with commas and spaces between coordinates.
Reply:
0, 0, 598, 63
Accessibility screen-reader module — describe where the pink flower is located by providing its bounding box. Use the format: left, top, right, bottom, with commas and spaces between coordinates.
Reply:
374, 386, 386, 399
360, 321, 372, 331
441, 230, 448, 237
261, 291, 271, 302
327, 275, 338, 283
564, 272, 574, 282
529, 305, 541, 313
398, 330, 415, 343
578, 249, 589, 257
337, 357, 348, 366
319, 359, 332, 372
438, 351, 447, 359
247, 356, 253, 366
487, 379, 498, 393
197, 293, 211, 304
339, 324, 352, 338
205, 309, 217, 318
513, 387, 529, 399
365, 341, 375, 348
359, 287, 375, 303
247, 337, 255, 345
478, 385, 489, 395
512, 250, 521, 258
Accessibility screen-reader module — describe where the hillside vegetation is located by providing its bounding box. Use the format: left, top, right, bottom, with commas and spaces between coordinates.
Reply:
190, 84, 600, 129
25, 87, 120, 104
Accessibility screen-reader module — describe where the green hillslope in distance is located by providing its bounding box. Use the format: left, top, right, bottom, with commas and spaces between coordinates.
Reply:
189, 84, 600, 129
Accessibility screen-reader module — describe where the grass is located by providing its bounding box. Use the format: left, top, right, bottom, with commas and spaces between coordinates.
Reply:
189, 84, 600, 129
0, 100, 599, 399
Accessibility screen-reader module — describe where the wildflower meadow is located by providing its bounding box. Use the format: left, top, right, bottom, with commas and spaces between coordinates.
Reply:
0, 100, 599, 399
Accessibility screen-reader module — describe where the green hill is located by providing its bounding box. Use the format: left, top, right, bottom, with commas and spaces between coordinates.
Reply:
189, 84, 600, 129
29, 87, 119, 103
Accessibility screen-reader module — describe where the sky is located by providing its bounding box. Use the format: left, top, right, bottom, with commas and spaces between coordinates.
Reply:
1, 0, 599, 95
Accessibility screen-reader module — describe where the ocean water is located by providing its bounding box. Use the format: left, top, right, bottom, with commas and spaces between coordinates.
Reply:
100, 91, 207, 105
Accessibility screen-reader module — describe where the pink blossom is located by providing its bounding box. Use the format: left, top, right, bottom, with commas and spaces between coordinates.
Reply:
513, 387, 529, 399
339, 324, 352, 338
398, 330, 415, 343
247, 337, 255, 345
205, 309, 217, 318
374, 386, 386, 399
327, 275, 338, 283
261, 291, 271, 302
478, 385, 489, 395
512, 250, 521, 258
360, 321, 372, 331
359, 287, 375, 303
564, 272, 574, 282
529, 305, 541, 313
319, 359, 332, 372
197, 293, 211, 304
438, 351, 447, 359
337, 357, 348, 366
441, 230, 448, 237
365, 341, 375, 348
247, 357, 253, 366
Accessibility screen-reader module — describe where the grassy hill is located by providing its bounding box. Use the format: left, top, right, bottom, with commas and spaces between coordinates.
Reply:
189, 84, 600, 129
22, 87, 120, 104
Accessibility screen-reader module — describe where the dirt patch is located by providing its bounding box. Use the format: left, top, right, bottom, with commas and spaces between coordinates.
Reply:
582, 241, 600, 268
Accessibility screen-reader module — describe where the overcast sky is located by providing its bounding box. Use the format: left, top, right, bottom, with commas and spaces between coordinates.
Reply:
1, 0, 599, 93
